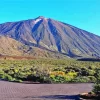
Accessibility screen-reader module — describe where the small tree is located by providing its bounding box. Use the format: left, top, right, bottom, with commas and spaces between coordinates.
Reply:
93, 68, 100, 94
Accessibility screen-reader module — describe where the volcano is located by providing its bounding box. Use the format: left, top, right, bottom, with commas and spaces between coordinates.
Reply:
0, 16, 100, 58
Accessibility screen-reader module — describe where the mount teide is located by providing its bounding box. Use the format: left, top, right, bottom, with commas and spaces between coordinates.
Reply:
0, 16, 100, 58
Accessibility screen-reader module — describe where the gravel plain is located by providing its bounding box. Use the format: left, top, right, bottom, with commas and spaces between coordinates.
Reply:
0, 81, 93, 100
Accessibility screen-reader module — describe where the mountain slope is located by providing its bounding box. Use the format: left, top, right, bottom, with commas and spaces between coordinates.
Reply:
0, 36, 67, 58
0, 16, 100, 58
0, 36, 24, 56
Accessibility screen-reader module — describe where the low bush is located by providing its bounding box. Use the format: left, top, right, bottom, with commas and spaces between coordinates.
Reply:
49, 71, 77, 83
0, 58, 99, 83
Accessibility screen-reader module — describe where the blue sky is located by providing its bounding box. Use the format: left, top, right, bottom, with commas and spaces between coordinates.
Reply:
0, 0, 100, 36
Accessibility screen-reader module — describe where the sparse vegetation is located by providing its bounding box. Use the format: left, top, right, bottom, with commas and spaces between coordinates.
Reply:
93, 68, 100, 93
79, 68, 100, 99
0, 58, 100, 83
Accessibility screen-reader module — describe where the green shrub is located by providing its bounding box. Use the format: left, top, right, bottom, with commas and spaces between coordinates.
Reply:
1, 74, 13, 81
14, 79, 23, 83
93, 84, 100, 93
88, 76, 96, 82
0, 58, 100, 83
72, 76, 90, 83
93, 69, 100, 93
50, 71, 77, 83
49, 71, 66, 83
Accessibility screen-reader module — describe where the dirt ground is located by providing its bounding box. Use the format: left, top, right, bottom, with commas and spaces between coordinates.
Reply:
0, 80, 93, 100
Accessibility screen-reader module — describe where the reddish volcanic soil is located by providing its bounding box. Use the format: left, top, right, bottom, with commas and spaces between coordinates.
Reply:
0, 80, 93, 100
